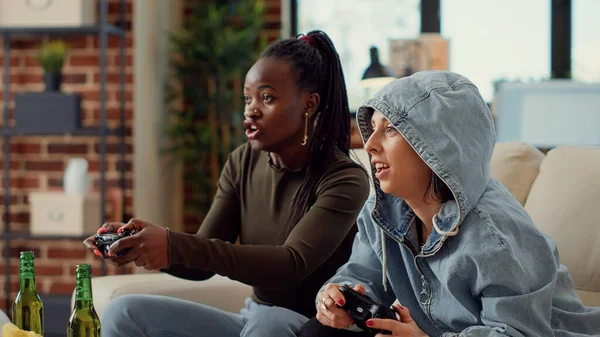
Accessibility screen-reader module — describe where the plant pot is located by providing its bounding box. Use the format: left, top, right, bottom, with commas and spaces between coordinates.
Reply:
44, 72, 63, 92
14, 92, 82, 134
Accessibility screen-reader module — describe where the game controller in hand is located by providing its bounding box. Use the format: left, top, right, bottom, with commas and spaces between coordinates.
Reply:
339, 285, 398, 336
94, 229, 138, 257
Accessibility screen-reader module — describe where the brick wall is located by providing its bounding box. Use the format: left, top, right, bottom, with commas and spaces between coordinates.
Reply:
0, 240, 135, 297
0, 0, 282, 311
0, 0, 134, 311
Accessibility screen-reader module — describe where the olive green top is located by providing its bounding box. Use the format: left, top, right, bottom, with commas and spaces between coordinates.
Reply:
163, 142, 370, 318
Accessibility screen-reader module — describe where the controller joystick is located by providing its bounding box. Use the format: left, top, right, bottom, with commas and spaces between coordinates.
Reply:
94, 229, 138, 257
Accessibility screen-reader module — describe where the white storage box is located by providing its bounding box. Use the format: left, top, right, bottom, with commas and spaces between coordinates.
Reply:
0, 0, 96, 27
30, 191, 101, 236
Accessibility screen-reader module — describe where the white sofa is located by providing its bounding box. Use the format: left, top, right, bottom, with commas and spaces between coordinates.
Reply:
0, 310, 10, 330
80, 142, 600, 317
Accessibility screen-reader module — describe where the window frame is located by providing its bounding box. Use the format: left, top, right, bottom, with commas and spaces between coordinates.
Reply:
287, 0, 572, 79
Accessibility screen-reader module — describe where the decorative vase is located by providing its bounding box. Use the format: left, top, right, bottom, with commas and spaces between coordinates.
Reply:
63, 157, 89, 196
43, 72, 62, 92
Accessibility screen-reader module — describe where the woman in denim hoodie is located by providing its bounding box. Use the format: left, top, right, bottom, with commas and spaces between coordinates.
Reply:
306, 71, 600, 336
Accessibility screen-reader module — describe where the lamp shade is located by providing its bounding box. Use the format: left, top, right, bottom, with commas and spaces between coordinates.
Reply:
361, 46, 396, 88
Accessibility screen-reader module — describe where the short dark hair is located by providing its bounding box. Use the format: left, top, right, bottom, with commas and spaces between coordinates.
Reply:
426, 173, 454, 203
261, 30, 351, 229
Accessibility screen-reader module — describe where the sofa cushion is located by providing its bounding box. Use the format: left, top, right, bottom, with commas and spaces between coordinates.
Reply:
0, 309, 10, 336
80, 273, 253, 318
524, 146, 600, 301
490, 142, 545, 205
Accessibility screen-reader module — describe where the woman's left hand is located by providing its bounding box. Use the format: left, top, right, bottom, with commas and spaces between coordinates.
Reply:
107, 218, 169, 270
370, 304, 428, 337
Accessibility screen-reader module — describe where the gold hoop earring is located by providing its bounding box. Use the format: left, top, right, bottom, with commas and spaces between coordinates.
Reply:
301, 111, 309, 146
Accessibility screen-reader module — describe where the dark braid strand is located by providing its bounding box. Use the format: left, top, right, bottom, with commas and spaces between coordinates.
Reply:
261, 30, 351, 230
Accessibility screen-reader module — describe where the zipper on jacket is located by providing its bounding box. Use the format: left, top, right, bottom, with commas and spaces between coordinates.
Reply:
380, 225, 434, 323
404, 241, 433, 323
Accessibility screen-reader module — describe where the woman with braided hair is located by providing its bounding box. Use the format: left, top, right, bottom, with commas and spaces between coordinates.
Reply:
84, 30, 370, 337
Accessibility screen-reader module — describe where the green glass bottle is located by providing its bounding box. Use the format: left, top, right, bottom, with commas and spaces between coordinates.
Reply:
67, 264, 101, 337
12, 251, 44, 335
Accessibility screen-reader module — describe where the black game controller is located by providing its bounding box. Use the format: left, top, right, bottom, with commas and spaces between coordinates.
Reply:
94, 229, 138, 257
339, 285, 398, 336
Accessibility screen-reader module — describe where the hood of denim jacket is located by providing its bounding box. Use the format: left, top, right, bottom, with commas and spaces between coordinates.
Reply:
356, 71, 496, 259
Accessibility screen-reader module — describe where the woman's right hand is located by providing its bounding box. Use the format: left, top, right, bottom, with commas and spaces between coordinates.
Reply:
316, 283, 366, 329
82, 222, 128, 266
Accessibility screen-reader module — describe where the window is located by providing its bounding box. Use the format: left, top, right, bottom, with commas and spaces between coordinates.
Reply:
297, 0, 420, 110
441, 0, 551, 102
572, 0, 600, 82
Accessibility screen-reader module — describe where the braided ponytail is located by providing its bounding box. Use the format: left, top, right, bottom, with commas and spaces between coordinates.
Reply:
261, 30, 351, 230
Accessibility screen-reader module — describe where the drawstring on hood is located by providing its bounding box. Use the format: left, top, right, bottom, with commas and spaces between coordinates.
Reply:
432, 213, 459, 237
381, 228, 387, 291
356, 71, 495, 291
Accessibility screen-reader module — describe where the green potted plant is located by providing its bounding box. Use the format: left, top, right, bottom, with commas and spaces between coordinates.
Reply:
37, 40, 69, 92
164, 0, 267, 225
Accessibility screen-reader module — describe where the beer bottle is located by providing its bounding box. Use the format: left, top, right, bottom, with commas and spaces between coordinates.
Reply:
67, 264, 101, 337
12, 251, 44, 335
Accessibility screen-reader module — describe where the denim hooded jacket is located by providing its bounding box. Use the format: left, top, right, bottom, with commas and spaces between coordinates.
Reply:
323, 71, 600, 336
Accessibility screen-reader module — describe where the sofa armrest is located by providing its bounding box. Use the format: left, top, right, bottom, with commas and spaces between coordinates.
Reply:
73, 272, 253, 318
0, 309, 10, 336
